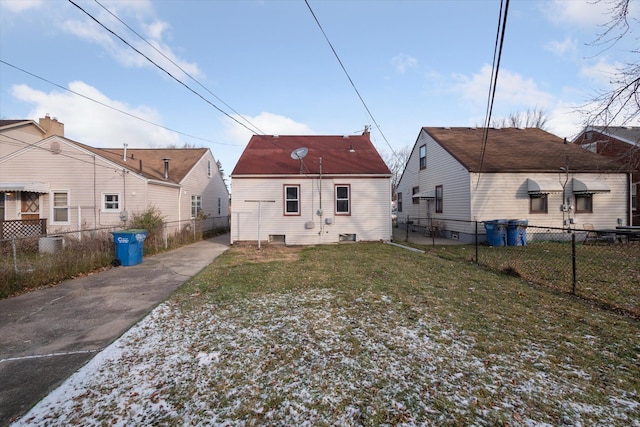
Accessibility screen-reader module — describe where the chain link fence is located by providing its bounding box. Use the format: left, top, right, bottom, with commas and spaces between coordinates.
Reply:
395, 217, 640, 318
0, 216, 230, 299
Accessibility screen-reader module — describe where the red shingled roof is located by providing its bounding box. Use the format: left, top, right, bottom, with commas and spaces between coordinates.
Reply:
423, 127, 625, 173
231, 134, 391, 176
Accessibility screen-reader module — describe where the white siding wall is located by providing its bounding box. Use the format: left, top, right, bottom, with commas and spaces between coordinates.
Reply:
0, 137, 164, 232
180, 151, 230, 223
0, 124, 45, 158
396, 130, 471, 231
471, 172, 629, 230
231, 176, 391, 245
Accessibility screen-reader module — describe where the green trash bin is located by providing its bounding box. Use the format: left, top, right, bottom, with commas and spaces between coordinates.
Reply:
111, 229, 147, 266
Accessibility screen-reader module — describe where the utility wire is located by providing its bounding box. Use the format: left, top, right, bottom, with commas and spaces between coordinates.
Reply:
67, 0, 263, 137
478, 0, 510, 175
304, 0, 397, 158
92, 0, 264, 135
0, 59, 237, 147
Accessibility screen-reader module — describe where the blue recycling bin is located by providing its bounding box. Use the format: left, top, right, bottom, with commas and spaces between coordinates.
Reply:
484, 219, 508, 247
507, 220, 528, 246
111, 229, 147, 266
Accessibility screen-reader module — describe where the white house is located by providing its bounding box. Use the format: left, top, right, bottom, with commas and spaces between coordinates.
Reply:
396, 127, 631, 243
0, 116, 229, 238
230, 131, 392, 245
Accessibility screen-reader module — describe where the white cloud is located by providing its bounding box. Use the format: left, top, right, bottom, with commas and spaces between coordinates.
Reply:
222, 112, 314, 146
0, 0, 42, 13
59, 1, 202, 79
544, 36, 578, 57
10, 82, 180, 148
579, 58, 620, 86
452, 65, 555, 109
543, 0, 612, 27
391, 54, 418, 74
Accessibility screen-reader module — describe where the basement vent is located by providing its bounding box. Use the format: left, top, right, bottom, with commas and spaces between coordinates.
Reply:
269, 235, 286, 245
451, 232, 459, 240
339, 233, 356, 242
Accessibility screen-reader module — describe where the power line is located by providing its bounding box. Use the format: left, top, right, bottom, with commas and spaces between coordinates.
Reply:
0, 59, 237, 147
304, 0, 397, 159
67, 0, 264, 137
478, 0, 510, 174
92, 0, 264, 135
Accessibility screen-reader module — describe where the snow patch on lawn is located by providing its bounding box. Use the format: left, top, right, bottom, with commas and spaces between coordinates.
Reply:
13, 289, 640, 426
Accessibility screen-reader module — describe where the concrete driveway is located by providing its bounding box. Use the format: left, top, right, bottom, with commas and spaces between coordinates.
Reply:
0, 234, 229, 426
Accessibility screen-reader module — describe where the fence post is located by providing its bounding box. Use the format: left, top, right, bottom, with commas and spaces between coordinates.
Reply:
475, 221, 479, 264
405, 216, 410, 241
12, 238, 18, 273
571, 233, 577, 294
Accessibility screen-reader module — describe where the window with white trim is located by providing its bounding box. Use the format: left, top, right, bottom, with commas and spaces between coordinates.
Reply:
397, 192, 403, 212
284, 185, 300, 215
633, 183, 637, 212
102, 193, 120, 211
52, 191, 70, 224
335, 185, 350, 215
191, 195, 202, 218
207, 160, 212, 177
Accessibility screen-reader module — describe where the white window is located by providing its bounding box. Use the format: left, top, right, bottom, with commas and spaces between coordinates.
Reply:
102, 193, 120, 212
207, 160, 212, 177
52, 191, 70, 224
284, 185, 300, 215
575, 194, 593, 213
191, 195, 202, 218
633, 183, 638, 212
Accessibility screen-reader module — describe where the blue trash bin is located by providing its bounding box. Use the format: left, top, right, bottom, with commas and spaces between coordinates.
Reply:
484, 220, 508, 247
507, 220, 528, 246
111, 229, 147, 266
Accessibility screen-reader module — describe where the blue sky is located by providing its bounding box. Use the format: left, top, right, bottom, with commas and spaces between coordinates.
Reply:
1, 0, 638, 176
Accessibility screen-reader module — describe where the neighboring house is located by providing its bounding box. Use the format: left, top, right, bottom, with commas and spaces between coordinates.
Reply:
230, 131, 392, 245
396, 127, 631, 243
0, 116, 230, 238
573, 126, 640, 225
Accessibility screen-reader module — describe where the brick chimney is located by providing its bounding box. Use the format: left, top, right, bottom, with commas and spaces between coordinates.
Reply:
39, 114, 64, 137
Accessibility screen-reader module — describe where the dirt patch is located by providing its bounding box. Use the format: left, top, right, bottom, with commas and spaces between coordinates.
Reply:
229, 244, 302, 263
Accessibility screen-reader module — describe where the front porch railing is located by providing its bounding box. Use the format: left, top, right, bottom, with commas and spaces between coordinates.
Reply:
0, 219, 47, 239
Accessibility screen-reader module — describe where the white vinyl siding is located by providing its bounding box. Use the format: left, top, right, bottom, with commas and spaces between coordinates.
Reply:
231, 176, 391, 245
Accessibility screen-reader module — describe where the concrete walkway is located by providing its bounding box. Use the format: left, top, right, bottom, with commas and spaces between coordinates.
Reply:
0, 234, 230, 426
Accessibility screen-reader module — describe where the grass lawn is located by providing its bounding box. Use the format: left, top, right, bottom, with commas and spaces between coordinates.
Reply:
18, 242, 640, 426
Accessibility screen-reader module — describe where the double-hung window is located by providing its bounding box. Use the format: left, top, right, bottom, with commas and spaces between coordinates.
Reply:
52, 191, 70, 224
435, 185, 443, 213
103, 193, 120, 212
335, 185, 350, 215
397, 193, 403, 212
284, 185, 300, 215
191, 195, 202, 218
412, 186, 420, 204
419, 144, 426, 169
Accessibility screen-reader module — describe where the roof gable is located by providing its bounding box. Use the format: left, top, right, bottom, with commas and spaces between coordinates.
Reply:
231, 134, 391, 176
422, 127, 624, 173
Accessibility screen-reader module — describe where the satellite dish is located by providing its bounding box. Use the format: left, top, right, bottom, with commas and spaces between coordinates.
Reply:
290, 147, 308, 160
